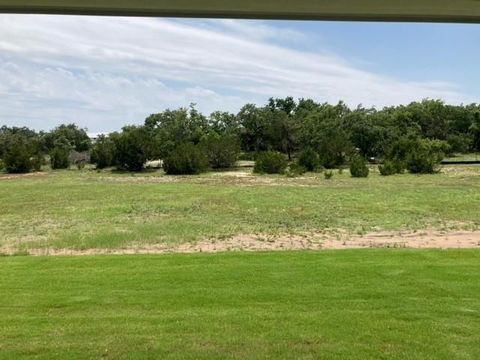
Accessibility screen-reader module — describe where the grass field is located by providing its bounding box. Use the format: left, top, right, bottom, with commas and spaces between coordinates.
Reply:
1, 165, 480, 252
1, 250, 479, 359
1, 167, 480, 359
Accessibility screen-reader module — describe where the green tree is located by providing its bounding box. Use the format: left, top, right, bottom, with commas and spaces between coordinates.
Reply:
3, 133, 33, 173
112, 126, 153, 171
237, 104, 270, 153
44, 124, 91, 152
469, 111, 480, 152
298, 101, 353, 168
50, 136, 72, 169
90, 135, 116, 169
200, 134, 240, 169
163, 143, 208, 175
145, 104, 208, 159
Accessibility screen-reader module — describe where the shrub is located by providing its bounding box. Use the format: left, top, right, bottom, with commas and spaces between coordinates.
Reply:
50, 146, 71, 169
446, 133, 472, 154
387, 137, 448, 175
285, 163, 306, 177
324, 170, 334, 179
349, 155, 369, 178
3, 144, 32, 173
3, 133, 35, 173
253, 152, 288, 174
405, 139, 449, 174
200, 134, 240, 169
379, 160, 400, 176
163, 143, 208, 175
112, 126, 152, 172
76, 160, 86, 170
297, 147, 321, 172
91, 135, 116, 169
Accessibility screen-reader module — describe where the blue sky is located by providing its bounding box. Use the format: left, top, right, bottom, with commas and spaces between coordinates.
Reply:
0, 15, 479, 133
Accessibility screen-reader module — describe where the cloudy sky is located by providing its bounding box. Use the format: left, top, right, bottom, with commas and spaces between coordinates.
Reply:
0, 15, 479, 133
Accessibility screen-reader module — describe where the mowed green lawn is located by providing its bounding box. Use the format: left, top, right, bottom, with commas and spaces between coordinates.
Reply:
1, 166, 480, 251
1, 250, 479, 359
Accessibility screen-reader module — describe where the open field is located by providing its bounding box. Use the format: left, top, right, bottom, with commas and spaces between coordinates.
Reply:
1, 166, 480, 359
1, 250, 479, 359
1, 165, 480, 254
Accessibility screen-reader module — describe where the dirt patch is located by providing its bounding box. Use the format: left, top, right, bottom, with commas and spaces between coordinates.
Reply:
0, 172, 47, 181
2, 230, 480, 256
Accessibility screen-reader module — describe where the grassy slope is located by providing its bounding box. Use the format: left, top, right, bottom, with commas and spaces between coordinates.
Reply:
1, 250, 479, 359
1, 166, 480, 250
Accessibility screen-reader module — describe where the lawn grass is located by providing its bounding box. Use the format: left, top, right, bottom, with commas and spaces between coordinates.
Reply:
0, 250, 479, 359
1, 166, 480, 251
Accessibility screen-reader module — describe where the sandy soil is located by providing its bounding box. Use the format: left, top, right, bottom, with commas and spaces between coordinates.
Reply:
0, 172, 47, 180
3, 230, 480, 256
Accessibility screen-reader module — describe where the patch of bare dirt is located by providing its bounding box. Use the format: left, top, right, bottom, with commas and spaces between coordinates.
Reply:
2, 230, 480, 256
0, 172, 47, 180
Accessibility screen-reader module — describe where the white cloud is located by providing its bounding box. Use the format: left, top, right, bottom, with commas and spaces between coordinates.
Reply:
0, 15, 474, 132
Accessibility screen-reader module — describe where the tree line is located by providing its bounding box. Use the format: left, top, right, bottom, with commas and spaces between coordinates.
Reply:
1, 98, 479, 175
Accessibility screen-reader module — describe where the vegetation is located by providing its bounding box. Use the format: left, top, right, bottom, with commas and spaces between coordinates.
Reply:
324, 170, 334, 179
163, 143, 209, 175
1, 95, 479, 360
379, 160, 401, 176
2, 134, 35, 173
90, 134, 116, 169
297, 147, 322, 172
1, 167, 478, 251
43, 124, 91, 153
253, 151, 288, 174
2, 98, 480, 174
200, 134, 240, 169
349, 155, 369, 178
285, 163, 307, 177
50, 137, 72, 170
386, 137, 449, 175
1, 250, 479, 359
112, 126, 152, 172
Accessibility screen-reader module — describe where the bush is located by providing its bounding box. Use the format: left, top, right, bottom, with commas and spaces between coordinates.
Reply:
406, 139, 448, 174
253, 152, 288, 174
76, 160, 86, 170
200, 134, 240, 169
378, 160, 402, 176
113, 126, 152, 172
297, 148, 321, 172
387, 137, 448, 175
446, 133, 472, 154
349, 155, 369, 178
3, 133, 35, 173
285, 163, 306, 177
324, 170, 334, 179
163, 143, 208, 175
91, 135, 116, 169
3, 145, 32, 173
50, 146, 71, 169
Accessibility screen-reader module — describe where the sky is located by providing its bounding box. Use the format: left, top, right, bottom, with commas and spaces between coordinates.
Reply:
0, 15, 479, 133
